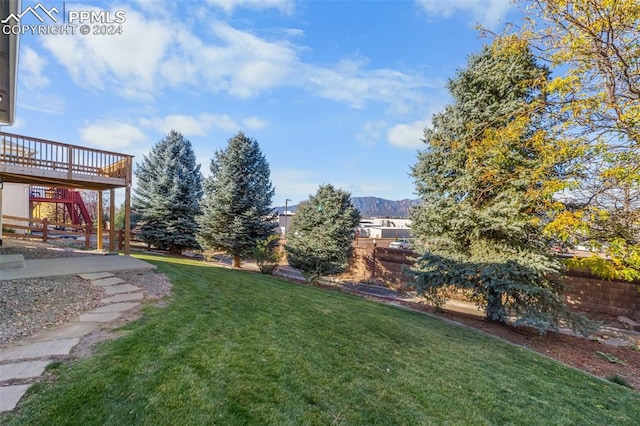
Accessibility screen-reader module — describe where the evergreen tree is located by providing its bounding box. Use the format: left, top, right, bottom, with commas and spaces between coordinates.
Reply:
113, 203, 126, 231
410, 39, 592, 334
285, 184, 361, 284
133, 130, 203, 253
198, 131, 277, 267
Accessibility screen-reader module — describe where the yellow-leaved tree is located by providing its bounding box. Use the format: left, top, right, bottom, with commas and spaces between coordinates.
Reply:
514, 0, 640, 281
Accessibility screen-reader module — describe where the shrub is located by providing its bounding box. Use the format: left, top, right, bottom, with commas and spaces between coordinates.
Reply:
252, 235, 283, 274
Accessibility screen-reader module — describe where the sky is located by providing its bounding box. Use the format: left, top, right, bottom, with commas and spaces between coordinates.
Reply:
2, 0, 520, 207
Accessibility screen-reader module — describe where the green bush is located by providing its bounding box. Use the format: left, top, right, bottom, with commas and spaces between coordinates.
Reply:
252, 235, 283, 274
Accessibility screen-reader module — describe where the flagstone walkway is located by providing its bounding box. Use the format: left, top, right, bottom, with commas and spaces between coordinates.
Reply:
0, 272, 144, 413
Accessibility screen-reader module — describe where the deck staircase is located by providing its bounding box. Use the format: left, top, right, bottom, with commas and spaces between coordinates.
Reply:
29, 186, 93, 227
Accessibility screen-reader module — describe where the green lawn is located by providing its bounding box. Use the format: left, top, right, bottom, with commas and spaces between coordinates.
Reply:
2, 254, 638, 425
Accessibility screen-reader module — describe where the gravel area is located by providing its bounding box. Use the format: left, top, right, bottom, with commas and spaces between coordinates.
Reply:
0, 276, 104, 344
111, 270, 172, 300
0, 239, 97, 260
0, 239, 172, 345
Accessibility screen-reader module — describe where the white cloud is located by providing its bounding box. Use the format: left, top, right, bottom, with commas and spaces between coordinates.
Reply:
203, 22, 299, 98
139, 113, 266, 136
41, 5, 173, 100
20, 46, 49, 90
18, 93, 66, 115
306, 60, 433, 114
140, 113, 238, 136
387, 100, 447, 149
283, 28, 304, 37
387, 119, 428, 149
140, 114, 214, 137
39, 5, 436, 112
242, 116, 268, 130
206, 0, 294, 14
357, 120, 388, 147
80, 121, 148, 149
17, 46, 66, 115
271, 168, 322, 203
416, 0, 512, 29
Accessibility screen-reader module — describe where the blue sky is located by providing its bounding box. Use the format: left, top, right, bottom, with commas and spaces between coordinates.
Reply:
3, 0, 519, 207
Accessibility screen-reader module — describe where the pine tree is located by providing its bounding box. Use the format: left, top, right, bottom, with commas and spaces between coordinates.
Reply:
133, 130, 203, 253
198, 131, 277, 267
285, 184, 361, 284
410, 39, 592, 334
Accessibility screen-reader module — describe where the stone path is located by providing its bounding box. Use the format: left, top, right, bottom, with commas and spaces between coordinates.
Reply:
0, 272, 144, 413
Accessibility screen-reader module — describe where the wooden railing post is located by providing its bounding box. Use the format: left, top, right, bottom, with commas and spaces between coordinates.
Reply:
42, 218, 48, 242
85, 223, 92, 249
68, 146, 73, 180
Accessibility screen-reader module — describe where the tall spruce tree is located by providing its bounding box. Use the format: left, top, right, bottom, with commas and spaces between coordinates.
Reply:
198, 131, 277, 267
285, 184, 361, 284
410, 39, 592, 334
133, 130, 203, 253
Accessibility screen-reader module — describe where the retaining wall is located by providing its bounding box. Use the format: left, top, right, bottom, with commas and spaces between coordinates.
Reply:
345, 245, 640, 320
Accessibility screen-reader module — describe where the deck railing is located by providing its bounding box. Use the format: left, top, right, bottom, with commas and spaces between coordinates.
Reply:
0, 131, 132, 184
29, 186, 75, 201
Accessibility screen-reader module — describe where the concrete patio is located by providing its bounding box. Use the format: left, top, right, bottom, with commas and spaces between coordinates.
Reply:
0, 254, 156, 280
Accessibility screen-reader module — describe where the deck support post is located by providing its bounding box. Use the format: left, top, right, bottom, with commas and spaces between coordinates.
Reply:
109, 188, 115, 252
124, 185, 131, 255
97, 190, 103, 251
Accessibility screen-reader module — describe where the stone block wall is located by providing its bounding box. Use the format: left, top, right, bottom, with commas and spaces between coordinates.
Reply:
345, 245, 640, 320
563, 271, 640, 320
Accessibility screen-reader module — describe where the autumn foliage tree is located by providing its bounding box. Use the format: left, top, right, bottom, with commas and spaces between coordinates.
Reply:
410, 39, 591, 333
513, 0, 640, 280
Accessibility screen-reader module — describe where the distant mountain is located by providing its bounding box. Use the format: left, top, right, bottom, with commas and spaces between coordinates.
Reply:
350, 197, 420, 218
275, 196, 420, 218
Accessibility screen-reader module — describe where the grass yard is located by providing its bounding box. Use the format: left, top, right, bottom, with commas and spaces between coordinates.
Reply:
2, 254, 639, 425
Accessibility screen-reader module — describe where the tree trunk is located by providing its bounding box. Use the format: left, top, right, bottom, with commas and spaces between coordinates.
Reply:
233, 255, 241, 268
486, 290, 506, 324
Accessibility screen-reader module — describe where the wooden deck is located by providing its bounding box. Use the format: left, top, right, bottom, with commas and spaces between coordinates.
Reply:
0, 132, 132, 189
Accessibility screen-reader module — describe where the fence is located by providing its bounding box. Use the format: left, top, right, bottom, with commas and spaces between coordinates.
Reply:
2, 214, 92, 248
346, 242, 640, 319
564, 269, 640, 318
2, 214, 130, 252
